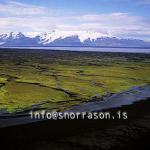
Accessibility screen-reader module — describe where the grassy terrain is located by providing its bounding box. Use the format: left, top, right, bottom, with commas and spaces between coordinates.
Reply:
0, 49, 150, 112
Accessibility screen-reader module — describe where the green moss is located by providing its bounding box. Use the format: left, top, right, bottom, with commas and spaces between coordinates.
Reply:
0, 50, 149, 112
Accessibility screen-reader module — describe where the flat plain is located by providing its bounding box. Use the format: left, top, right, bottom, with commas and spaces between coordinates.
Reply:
0, 48, 150, 112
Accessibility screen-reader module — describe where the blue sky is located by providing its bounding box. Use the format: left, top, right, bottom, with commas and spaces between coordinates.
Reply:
0, 0, 150, 40
13, 0, 150, 16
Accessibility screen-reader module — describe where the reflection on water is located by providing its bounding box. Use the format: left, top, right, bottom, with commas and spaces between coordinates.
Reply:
69, 86, 150, 112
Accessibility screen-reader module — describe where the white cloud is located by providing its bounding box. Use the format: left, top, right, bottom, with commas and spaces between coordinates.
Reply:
0, 1, 150, 40
0, 0, 47, 16
56, 13, 150, 40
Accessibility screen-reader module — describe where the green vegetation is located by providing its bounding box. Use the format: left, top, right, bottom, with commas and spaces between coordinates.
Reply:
0, 49, 150, 112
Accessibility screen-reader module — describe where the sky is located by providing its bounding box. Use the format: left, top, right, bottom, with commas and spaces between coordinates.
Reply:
0, 0, 150, 41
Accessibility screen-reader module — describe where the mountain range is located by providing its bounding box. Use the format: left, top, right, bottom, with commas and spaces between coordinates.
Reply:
0, 31, 150, 48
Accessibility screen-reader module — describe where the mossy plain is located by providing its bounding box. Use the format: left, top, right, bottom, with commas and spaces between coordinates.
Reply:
0, 49, 150, 112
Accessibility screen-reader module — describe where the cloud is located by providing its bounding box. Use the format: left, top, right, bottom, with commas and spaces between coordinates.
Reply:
0, 0, 47, 16
0, 1, 150, 41
57, 13, 150, 40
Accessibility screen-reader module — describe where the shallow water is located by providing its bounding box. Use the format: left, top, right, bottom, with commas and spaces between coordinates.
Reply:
0, 85, 150, 128
68, 85, 150, 112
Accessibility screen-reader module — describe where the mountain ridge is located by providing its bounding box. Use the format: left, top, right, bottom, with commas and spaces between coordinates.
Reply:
0, 31, 150, 48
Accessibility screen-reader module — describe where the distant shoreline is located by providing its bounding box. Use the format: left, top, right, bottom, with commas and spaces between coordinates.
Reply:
0, 46, 150, 54
1, 45, 150, 49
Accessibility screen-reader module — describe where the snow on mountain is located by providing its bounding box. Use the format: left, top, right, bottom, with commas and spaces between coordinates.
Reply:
9, 32, 24, 39
37, 30, 109, 45
0, 32, 27, 40
0, 31, 150, 47
0, 32, 40, 47
0, 34, 8, 40
0, 33, 10, 45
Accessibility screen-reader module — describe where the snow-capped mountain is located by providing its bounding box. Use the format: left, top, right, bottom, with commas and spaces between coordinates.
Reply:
0, 31, 150, 48
0, 32, 25, 41
36, 30, 108, 45
0, 33, 10, 45
0, 32, 41, 46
